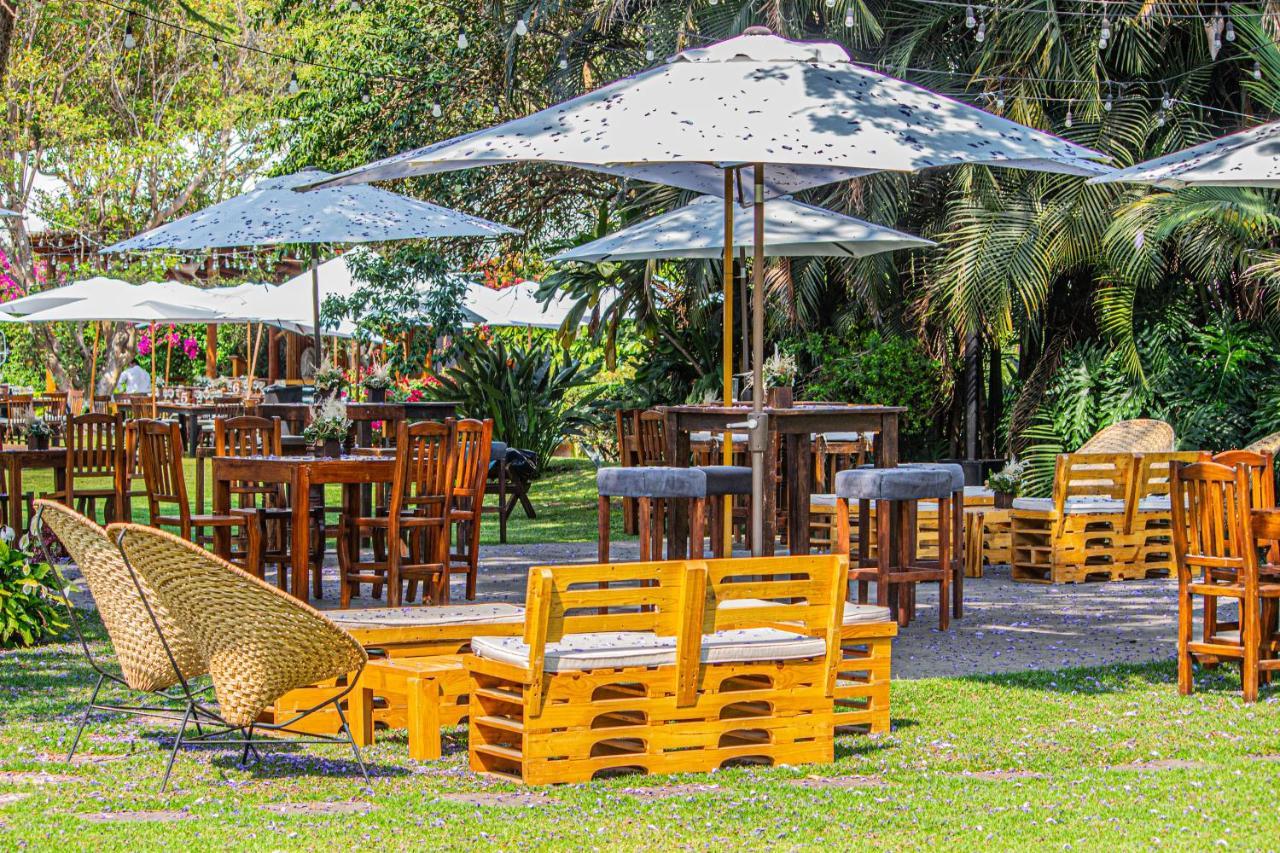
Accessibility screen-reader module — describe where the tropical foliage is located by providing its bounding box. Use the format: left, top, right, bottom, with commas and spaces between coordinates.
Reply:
0, 537, 68, 649
425, 335, 603, 471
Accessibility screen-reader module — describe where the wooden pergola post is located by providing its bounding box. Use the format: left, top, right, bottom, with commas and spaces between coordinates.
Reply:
205, 323, 218, 378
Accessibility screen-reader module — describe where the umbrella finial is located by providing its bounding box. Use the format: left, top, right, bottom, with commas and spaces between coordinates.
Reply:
743, 26, 772, 35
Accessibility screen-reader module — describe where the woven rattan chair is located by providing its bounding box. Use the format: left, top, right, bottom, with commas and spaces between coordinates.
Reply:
109, 522, 370, 790
1078, 419, 1176, 453
33, 500, 207, 763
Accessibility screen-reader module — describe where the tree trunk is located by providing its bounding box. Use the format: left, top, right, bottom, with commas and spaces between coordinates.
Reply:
987, 338, 1003, 457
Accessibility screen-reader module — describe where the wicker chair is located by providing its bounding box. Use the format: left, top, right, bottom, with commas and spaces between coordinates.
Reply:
1079, 419, 1176, 453
109, 522, 370, 790
33, 500, 207, 763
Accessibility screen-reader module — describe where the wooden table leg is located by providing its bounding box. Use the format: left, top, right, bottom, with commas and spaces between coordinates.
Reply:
878, 413, 900, 467
665, 419, 692, 559
290, 468, 311, 601
789, 432, 814, 555
212, 464, 232, 560
9, 460, 23, 536
195, 453, 205, 515
762, 431, 778, 557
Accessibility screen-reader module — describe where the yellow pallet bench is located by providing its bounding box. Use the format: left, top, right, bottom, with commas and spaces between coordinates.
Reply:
466, 554, 866, 785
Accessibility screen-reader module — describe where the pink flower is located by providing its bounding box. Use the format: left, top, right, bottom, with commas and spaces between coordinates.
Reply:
138, 333, 152, 355
182, 337, 200, 359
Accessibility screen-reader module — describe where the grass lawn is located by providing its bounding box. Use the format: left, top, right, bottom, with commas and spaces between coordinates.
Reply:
3, 619, 1280, 849
16, 457, 624, 546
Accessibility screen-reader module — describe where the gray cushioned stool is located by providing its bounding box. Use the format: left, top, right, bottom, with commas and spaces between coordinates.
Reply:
901, 462, 965, 619
695, 465, 752, 558
833, 467, 955, 630
597, 467, 708, 562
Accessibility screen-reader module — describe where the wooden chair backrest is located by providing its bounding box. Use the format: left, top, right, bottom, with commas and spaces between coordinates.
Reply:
1170, 461, 1258, 588
90, 395, 112, 415
135, 419, 190, 526
451, 418, 494, 504
347, 404, 404, 447
119, 395, 156, 420
1052, 452, 1135, 505
615, 409, 640, 466
1212, 449, 1276, 510
6, 393, 33, 429
1132, 451, 1206, 500
214, 416, 282, 457
635, 410, 666, 465
65, 389, 84, 416
389, 420, 455, 521
66, 412, 125, 481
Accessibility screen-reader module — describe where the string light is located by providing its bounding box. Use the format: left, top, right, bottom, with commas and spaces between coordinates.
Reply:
1064, 99, 1073, 128
211, 47, 220, 70
844, 8, 855, 26
645, 25, 655, 62
286, 71, 299, 94
995, 86, 1004, 110
1098, 12, 1110, 50
1103, 90, 1113, 112
965, 3, 976, 28
826, 0, 836, 7
349, 0, 362, 11
431, 101, 442, 118
1225, 4, 1235, 41
123, 16, 136, 50
1254, 60, 1263, 80
514, 17, 528, 37
361, 91, 370, 103
457, 30, 468, 51
558, 52, 568, 70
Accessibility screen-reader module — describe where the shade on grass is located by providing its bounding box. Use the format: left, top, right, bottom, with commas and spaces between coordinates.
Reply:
0, 617, 1274, 848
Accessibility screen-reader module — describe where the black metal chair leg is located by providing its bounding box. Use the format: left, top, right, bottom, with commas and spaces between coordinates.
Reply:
67, 673, 105, 763
239, 724, 255, 767
334, 701, 371, 788
159, 703, 193, 792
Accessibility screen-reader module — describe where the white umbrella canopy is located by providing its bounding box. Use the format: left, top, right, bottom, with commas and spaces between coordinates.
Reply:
550, 195, 934, 262
100, 167, 519, 358
311, 31, 1107, 196
20, 290, 225, 323
463, 279, 594, 328
1, 276, 142, 316
1088, 118, 1280, 188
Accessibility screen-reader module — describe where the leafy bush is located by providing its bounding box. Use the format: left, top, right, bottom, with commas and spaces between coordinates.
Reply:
0, 537, 69, 649
785, 330, 949, 456
425, 336, 602, 471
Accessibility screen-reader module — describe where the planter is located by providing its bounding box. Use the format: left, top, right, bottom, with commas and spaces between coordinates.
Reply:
27, 435, 48, 451
366, 386, 387, 403
766, 386, 794, 408
993, 491, 1015, 509
319, 438, 343, 459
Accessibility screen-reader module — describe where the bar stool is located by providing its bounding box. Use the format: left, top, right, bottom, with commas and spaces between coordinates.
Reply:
902, 462, 966, 620
696, 465, 751, 557
597, 467, 706, 562
833, 466, 954, 629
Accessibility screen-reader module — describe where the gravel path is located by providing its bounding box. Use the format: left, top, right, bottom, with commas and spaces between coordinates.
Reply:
311, 541, 1182, 680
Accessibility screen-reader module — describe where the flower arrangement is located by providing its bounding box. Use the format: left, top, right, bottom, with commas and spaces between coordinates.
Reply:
302, 397, 352, 445
312, 364, 347, 395
986, 459, 1025, 507
362, 362, 393, 390
26, 419, 53, 439
763, 348, 798, 389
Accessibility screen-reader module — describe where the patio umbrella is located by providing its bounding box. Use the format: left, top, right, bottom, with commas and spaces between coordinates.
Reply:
0, 208, 22, 218
1088, 118, 1280, 188
307, 28, 1108, 553
550, 195, 934, 263
101, 167, 518, 362
1, 277, 141, 316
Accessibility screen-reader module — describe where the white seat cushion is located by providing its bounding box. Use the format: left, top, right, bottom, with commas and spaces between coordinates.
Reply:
1011, 497, 1125, 514
720, 598, 892, 625
964, 485, 995, 499
1138, 495, 1172, 512
327, 603, 524, 630
471, 627, 826, 673
810, 493, 836, 507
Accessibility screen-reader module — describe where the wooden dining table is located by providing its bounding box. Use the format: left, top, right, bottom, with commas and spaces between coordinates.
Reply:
0, 446, 65, 535
211, 454, 398, 601
659, 404, 905, 556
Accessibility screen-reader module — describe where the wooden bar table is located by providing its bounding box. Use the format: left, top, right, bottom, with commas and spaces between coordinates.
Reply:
659, 404, 904, 557
0, 446, 65, 535
211, 454, 398, 602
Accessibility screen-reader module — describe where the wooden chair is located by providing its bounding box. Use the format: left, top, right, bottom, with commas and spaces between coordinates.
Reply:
90, 395, 113, 415
1169, 460, 1280, 703
1124, 450, 1205, 577
1213, 449, 1277, 510
65, 389, 85, 417
48, 412, 128, 524
615, 409, 642, 534
447, 418, 493, 601
339, 420, 455, 608
1010, 452, 1138, 583
3, 393, 34, 440
467, 554, 847, 784
134, 419, 262, 573
213, 416, 321, 594
635, 409, 667, 465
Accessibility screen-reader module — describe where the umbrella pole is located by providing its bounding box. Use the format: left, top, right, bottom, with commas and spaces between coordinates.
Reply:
310, 244, 323, 370
750, 163, 766, 556
246, 323, 264, 401
721, 169, 735, 556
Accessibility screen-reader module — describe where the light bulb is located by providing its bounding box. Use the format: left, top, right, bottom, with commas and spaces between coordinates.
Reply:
710, 0, 718, 5
1101, 16, 1111, 39
1226, 7, 1236, 42
826, 0, 835, 7
645, 48, 655, 61
492, 102, 499, 115
350, 0, 361, 10
965, 4, 976, 27
123, 26, 136, 50
431, 102, 442, 118
515, 17, 528, 36
1098, 36, 1108, 50
1254, 61, 1263, 80
1162, 93, 1172, 109
361, 92, 370, 103
1156, 111, 1166, 127
976, 21, 985, 42
995, 91, 1005, 110
287, 72, 299, 94
1104, 93, 1113, 112
457, 31, 468, 50
211, 50, 220, 70
844, 10, 854, 26
558, 56, 568, 70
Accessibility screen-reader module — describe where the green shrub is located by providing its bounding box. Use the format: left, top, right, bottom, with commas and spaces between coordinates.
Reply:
785, 330, 949, 456
425, 336, 602, 471
0, 537, 69, 649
